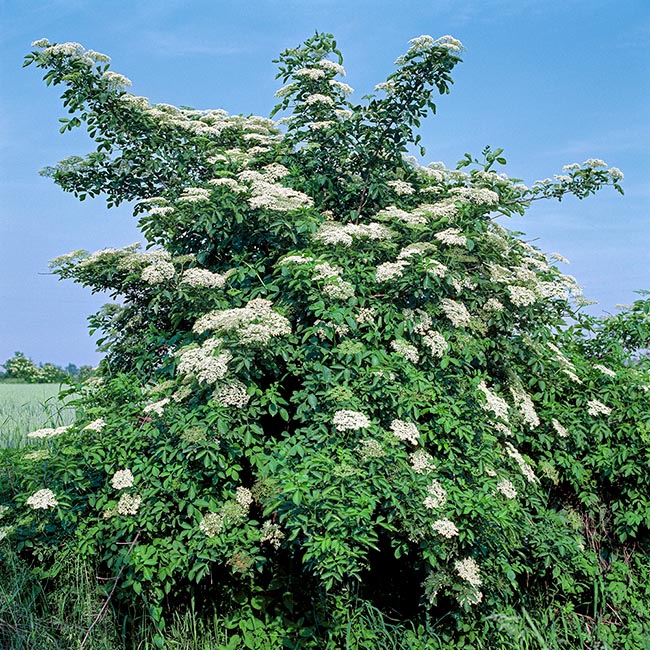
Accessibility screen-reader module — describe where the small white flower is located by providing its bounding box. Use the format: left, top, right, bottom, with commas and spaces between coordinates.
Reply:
432, 519, 459, 538
390, 419, 420, 445
333, 410, 371, 431
117, 493, 142, 516
111, 469, 134, 490
587, 399, 611, 417
454, 557, 482, 586
200, 512, 224, 537
496, 479, 517, 499
26, 489, 58, 510
83, 418, 106, 432
424, 480, 447, 509
594, 364, 616, 378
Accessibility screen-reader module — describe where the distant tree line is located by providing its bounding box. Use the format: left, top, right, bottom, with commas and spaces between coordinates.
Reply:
0, 351, 94, 383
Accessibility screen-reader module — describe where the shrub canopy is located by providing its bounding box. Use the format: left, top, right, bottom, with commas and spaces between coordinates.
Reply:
2, 33, 648, 642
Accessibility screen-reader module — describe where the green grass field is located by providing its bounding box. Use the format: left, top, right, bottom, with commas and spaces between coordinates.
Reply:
0, 383, 76, 448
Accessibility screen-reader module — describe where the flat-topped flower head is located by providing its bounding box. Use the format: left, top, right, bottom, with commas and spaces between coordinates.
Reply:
117, 493, 141, 516
390, 419, 420, 445
587, 399, 612, 417
83, 418, 106, 432
455, 557, 482, 586
432, 519, 459, 538
26, 488, 58, 510
333, 410, 371, 431
111, 469, 134, 490
27, 425, 70, 439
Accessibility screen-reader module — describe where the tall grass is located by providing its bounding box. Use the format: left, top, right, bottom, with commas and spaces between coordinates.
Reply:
0, 383, 76, 448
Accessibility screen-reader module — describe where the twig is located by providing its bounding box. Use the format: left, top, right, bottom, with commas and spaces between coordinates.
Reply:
80, 530, 141, 649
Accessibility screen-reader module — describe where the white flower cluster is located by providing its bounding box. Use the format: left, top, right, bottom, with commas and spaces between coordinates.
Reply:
550, 252, 570, 265
143, 398, 170, 417
355, 306, 376, 324
509, 384, 540, 428
432, 519, 459, 538
551, 418, 569, 438
387, 179, 415, 195
24, 450, 50, 461
178, 187, 212, 203
375, 205, 427, 226
410, 449, 436, 474
408, 35, 435, 52
451, 187, 499, 207
587, 399, 612, 417
504, 442, 538, 483
193, 299, 292, 346
333, 410, 371, 431
208, 177, 245, 191
278, 254, 314, 265
27, 425, 71, 439
236, 487, 253, 512
391, 339, 420, 364
200, 512, 224, 537
496, 479, 517, 499
322, 281, 355, 300
329, 80, 354, 95
424, 480, 447, 509
296, 67, 327, 80
440, 299, 471, 327
422, 331, 449, 358
424, 259, 448, 279
594, 364, 616, 378
147, 205, 174, 217
82, 418, 106, 432
433, 35, 464, 52
180, 268, 229, 288
117, 493, 141, 516
141, 261, 175, 284
477, 381, 510, 422
101, 71, 131, 88
214, 381, 250, 408
26, 489, 58, 510
434, 228, 467, 246
357, 438, 386, 460
507, 285, 537, 307
397, 242, 437, 260
390, 419, 420, 445
304, 93, 334, 106
313, 221, 393, 246
260, 520, 284, 549
317, 59, 346, 76
111, 469, 134, 490
419, 200, 459, 220
376, 260, 409, 282
238, 169, 314, 212
312, 262, 340, 280
177, 338, 232, 385
483, 298, 504, 313
454, 557, 482, 586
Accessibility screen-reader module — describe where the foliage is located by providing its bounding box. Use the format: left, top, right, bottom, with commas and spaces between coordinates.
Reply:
0, 351, 94, 384
0, 33, 647, 647
2, 352, 43, 383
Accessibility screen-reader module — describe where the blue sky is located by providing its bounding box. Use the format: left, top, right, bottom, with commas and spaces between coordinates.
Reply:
1, 0, 648, 367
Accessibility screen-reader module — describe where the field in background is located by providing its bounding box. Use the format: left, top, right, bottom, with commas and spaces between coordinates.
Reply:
0, 383, 76, 448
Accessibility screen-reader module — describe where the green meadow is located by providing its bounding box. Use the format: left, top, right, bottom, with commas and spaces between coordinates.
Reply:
0, 383, 76, 448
